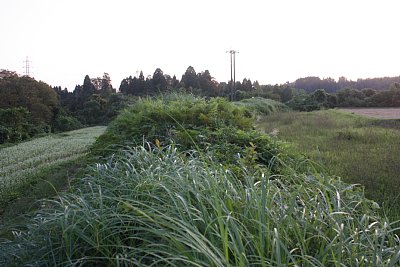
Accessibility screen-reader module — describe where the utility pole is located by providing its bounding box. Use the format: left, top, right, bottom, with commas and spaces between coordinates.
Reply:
23, 56, 32, 77
227, 50, 238, 101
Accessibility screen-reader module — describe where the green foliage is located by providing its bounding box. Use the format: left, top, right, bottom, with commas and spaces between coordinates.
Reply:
287, 89, 328, 112
52, 115, 83, 132
0, 76, 59, 124
152, 68, 167, 91
258, 110, 400, 220
234, 97, 288, 116
92, 94, 297, 175
1, 93, 400, 266
310, 89, 327, 103
0, 107, 31, 143
181, 66, 199, 89
1, 146, 399, 266
0, 76, 62, 143
294, 75, 400, 93
0, 107, 50, 144
286, 93, 318, 112
198, 70, 219, 97
234, 84, 296, 104
366, 88, 400, 107
93, 93, 252, 151
57, 74, 130, 127
328, 86, 400, 108
84, 93, 130, 125
336, 87, 366, 107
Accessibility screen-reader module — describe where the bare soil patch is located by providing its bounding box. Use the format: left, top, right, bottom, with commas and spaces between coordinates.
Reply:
340, 108, 400, 119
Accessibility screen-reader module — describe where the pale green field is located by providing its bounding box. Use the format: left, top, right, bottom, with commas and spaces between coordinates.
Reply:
257, 110, 400, 219
0, 126, 106, 204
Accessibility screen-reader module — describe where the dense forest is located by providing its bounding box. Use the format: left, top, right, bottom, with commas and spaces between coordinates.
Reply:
0, 72, 127, 144
116, 67, 400, 111
293, 75, 400, 93
1, 67, 400, 144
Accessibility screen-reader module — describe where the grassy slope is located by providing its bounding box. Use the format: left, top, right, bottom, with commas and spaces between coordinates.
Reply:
257, 109, 400, 218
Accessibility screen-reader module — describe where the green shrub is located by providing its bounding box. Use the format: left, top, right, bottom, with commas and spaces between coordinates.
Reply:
0, 107, 33, 144
92, 94, 299, 175
92, 93, 252, 154
235, 97, 288, 116
53, 115, 83, 132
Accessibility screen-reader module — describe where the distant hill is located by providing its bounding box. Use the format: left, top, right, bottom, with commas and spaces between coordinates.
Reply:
291, 75, 400, 93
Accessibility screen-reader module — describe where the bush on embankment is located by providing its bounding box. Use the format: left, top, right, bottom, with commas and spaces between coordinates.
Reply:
92, 93, 300, 175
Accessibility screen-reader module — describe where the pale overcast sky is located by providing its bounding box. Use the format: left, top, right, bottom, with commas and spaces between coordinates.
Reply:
1, 0, 399, 91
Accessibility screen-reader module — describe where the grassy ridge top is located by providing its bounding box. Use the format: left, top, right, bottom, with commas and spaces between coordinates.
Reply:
92, 94, 296, 176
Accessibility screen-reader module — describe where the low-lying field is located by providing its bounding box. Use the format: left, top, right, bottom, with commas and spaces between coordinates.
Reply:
340, 108, 400, 119
257, 110, 400, 219
0, 126, 106, 208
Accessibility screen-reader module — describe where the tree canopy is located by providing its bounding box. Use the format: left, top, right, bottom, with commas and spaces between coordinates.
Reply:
0, 76, 58, 124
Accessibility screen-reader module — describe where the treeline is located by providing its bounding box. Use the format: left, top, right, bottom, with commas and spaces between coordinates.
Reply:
0, 65, 257, 144
116, 66, 400, 111
239, 84, 400, 112
54, 73, 127, 127
292, 76, 400, 93
0, 75, 58, 143
0, 73, 128, 144
119, 66, 228, 97
2, 65, 400, 144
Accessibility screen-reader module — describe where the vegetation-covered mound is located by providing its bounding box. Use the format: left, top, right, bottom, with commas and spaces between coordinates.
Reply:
1, 94, 399, 266
93, 94, 297, 175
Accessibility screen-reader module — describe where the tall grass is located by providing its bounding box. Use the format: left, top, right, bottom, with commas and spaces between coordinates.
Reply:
1, 145, 399, 266
257, 110, 400, 219
91, 94, 296, 177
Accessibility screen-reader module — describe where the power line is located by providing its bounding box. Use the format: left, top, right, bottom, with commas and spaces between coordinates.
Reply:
227, 50, 238, 101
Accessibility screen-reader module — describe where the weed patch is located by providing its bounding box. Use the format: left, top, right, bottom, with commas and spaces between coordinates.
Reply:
258, 110, 400, 220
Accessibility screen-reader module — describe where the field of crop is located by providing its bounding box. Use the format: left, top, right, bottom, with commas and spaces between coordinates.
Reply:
340, 107, 400, 119
0, 126, 106, 206
257, 109, 400, 219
